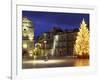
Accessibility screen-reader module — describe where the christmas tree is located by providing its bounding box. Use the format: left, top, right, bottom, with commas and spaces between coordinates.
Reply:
74, 19, 89, 58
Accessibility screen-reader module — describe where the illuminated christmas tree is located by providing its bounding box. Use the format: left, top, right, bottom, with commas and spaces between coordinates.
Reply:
74, 19, 89, 58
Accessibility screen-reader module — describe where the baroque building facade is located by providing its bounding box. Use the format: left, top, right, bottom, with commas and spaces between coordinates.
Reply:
22, 17, 34, 57
37, 27, 78, 57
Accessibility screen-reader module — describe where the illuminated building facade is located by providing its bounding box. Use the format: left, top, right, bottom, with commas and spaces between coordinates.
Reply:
37, 27, 78, 57
22, 17, 34, 57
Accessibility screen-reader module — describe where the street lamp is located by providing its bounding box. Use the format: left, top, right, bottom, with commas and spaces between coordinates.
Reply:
29, 50, 33, 57
33, 47, 37, 60
44, 40, 47, 55
23, 43, 27, 49
43, 33, 48, 61
44, 40, 48, 61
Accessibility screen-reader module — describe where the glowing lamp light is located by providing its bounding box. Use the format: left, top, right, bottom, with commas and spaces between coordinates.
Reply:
29, 37, 33, 41
28, 34, 33, 41
29, 54, 33, 57
44, 40, 47, 44
29, 50, 33, 57
23, 43, 27, 49
29, 50, 33, 53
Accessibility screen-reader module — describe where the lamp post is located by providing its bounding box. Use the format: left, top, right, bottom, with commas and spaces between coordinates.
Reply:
44, 33, 48, 61
44, 40, 48, 61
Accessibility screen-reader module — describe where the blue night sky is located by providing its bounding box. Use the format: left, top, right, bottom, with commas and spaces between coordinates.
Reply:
22, 11, 89, 39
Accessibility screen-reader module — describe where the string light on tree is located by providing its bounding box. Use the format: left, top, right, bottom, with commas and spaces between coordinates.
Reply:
74, 19, 89, 58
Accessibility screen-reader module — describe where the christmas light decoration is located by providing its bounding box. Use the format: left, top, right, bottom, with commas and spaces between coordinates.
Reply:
23, 43, 27, 49
74, 19, 89, 58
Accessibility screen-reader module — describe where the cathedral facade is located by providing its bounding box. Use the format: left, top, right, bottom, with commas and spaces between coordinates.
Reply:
22, 17, 34, 57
